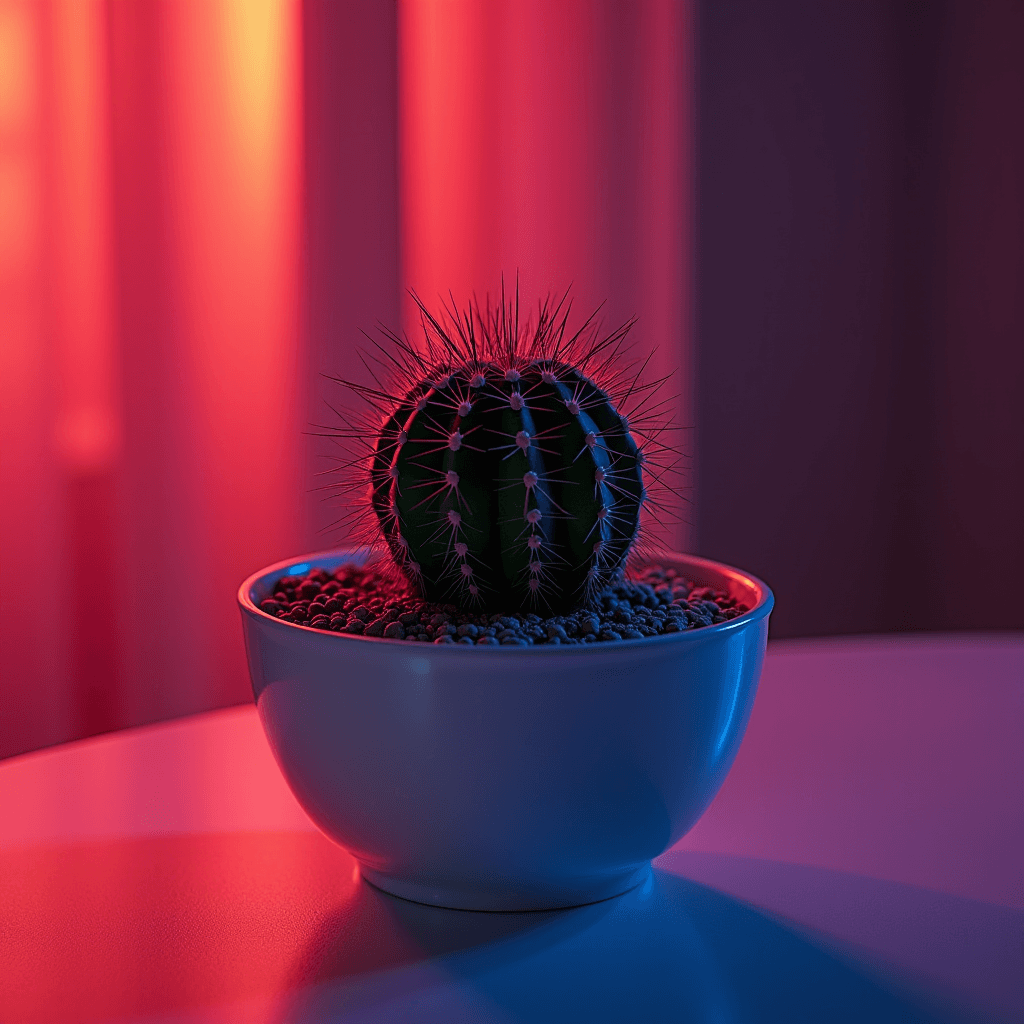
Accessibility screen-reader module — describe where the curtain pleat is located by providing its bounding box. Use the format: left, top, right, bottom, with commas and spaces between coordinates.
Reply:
1, 0, 305, 758
398, 0, 694, 559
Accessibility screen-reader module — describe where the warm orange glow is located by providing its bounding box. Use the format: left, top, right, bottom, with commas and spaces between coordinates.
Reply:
0, 0, 35, 130
162, 0, 303, 704
220, 0, 289, 213
0, 0, 39, 277
2, 0, 308, 756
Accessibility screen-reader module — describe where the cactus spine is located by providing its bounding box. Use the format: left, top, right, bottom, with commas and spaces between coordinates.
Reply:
332, 289, 674, 615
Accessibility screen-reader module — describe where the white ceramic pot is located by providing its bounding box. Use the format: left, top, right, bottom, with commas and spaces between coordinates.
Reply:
238, 549, 773, 911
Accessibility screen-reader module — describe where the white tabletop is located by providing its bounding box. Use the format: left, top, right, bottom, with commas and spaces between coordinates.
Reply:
2, 635, 1021, 1023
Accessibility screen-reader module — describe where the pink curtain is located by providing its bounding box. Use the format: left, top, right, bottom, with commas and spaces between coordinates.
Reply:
398, 1, 692, 435
0, 0, 694, 759
1, 0, 306, 759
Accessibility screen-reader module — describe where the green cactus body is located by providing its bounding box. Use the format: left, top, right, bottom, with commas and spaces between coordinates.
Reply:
370, 358, 645, 613
324, 289, 676, 615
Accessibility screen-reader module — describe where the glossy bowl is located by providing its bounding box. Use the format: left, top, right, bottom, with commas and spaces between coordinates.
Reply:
238, 549, 773, 911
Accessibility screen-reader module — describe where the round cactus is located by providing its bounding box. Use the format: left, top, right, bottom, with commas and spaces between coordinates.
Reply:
327, 288, 679, 614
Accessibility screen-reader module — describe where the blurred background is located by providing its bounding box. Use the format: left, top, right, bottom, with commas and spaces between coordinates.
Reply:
1, 0, 1021, 761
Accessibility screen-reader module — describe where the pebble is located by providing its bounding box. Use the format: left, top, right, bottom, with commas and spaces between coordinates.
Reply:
261, 561, 750, 646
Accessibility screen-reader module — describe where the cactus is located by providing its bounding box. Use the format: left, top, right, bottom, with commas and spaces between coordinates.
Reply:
326, 287, 679, 614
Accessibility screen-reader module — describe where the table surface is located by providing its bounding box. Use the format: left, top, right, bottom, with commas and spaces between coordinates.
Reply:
1, 634, 1021, 1024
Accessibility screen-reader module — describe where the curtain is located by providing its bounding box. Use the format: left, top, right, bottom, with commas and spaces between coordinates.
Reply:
1, 0, 305, 759
1, 0, 694, 759
7, 0, 1018, 759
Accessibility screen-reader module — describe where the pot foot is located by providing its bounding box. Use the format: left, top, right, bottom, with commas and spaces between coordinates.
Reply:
358, 862, 653, 912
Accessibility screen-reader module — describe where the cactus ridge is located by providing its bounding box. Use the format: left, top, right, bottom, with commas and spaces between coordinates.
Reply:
325, 287, 683, 614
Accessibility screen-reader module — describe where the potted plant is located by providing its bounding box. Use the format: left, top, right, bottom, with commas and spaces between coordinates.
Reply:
238, 288, 773, 911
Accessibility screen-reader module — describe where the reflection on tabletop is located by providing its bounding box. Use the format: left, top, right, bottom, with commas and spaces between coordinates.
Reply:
3, 828, 1016, 1024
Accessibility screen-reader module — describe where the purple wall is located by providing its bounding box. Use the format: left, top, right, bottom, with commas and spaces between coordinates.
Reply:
696, 0, 1024, 637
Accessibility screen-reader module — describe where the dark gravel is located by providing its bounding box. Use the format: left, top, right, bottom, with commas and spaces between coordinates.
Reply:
258, 562, 751, 645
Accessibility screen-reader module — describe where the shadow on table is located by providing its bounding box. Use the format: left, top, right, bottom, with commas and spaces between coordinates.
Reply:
276, 867, 999, 1024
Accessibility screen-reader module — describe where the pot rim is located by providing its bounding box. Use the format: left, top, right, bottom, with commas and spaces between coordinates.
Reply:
238, 547, 773, 654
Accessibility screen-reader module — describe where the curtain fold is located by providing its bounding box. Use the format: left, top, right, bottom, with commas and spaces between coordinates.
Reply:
1, 0, 306, 759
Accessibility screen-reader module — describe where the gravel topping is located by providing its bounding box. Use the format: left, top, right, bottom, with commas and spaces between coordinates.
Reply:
257, 562, 751, 645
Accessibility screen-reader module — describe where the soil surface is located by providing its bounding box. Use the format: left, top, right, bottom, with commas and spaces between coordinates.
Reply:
258, 562, 751, 645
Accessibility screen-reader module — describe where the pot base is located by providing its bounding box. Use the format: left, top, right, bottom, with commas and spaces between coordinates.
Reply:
359, 862, 653, 912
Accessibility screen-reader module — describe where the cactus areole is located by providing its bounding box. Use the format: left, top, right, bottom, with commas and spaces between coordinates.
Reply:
332, 289, 672, 615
